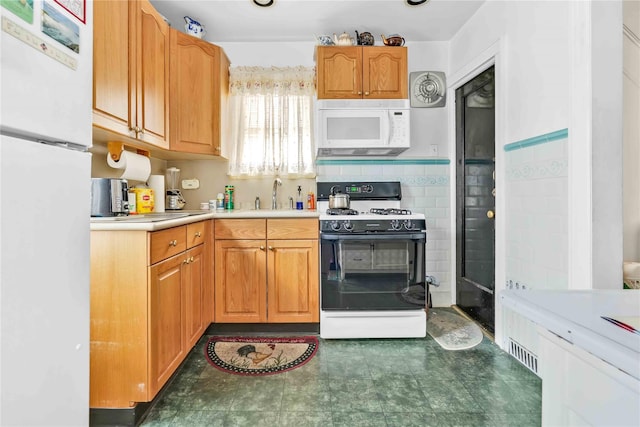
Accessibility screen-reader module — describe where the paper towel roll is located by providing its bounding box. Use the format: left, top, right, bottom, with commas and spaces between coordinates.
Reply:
106, 151, 151, 182
147, 174, 165, 212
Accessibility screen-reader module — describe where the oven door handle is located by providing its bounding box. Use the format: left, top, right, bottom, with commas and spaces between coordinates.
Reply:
321, 232, 426, 241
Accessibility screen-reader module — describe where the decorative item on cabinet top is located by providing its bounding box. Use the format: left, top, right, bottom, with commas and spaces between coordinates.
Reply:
381, 34, 405, 46
409, 71, 446, 108
184, 16, 205, 38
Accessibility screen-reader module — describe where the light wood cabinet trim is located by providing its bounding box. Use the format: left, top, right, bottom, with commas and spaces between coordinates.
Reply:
150, 226, 186, 265
169, 30, 223, 155
183, 244, 206, 350
134, 0, 170, 148
203, 220, 215, 324
363, 47, 408, 99
148, 253, 184, 396
316, 46, 362, 99
215, 219, 266, 239
316, 45, 407, 100
214, 239, 267, 323
90, 230, 149, 407
92, 0, 132, 137
267, 218, 319, 239
186, 220, 206, 249
267, 239, 319, 323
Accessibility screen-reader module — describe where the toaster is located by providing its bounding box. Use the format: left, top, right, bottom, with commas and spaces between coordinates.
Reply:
91, 178, 129, 216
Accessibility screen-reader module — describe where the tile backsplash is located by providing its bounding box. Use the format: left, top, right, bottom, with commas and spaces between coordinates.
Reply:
504, 129, 569, 291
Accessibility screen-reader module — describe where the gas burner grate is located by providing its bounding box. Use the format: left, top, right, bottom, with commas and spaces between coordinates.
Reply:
326, 208, 359, 216
369, 208, 412, 215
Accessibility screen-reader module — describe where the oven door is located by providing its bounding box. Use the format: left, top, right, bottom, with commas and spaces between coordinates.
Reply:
320, 232, 426, 310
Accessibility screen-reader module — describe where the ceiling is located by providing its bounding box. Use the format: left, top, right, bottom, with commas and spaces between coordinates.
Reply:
150, 0, 485, 43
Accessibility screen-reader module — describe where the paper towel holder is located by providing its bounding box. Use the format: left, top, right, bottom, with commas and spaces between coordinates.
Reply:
107, 141, 150, 162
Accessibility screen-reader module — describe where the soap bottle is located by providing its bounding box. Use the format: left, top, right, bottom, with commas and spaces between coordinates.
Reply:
307, 188, 315, 210
296, 185, 304, 210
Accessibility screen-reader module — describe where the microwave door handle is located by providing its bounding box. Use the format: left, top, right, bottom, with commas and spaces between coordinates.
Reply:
384, 111, 392, 145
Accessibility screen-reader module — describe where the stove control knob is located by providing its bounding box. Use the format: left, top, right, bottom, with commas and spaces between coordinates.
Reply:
390, 219, 402, 230
330, 220, 341, 231
403, 219, 413, 230
343, 221, 353, 231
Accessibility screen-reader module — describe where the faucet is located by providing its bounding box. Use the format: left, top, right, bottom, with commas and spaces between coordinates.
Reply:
272, 178, 282, 209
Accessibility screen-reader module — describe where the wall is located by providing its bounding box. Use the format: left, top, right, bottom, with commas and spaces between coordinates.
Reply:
450, 0, 623, 344
623, 0, 640, 262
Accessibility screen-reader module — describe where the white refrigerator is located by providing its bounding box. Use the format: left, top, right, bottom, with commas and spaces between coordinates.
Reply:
1, 1, 93, 425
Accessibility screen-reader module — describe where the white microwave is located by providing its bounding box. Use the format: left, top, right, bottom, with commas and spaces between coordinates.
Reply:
316, 99, 411, 157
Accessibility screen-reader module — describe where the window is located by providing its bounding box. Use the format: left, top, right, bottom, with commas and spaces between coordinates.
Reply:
228, 66, 316, 178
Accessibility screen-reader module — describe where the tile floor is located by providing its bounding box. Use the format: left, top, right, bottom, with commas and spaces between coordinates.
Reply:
141, 322, 541, 426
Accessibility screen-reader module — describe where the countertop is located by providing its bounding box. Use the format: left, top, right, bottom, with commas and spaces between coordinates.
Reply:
90, 209, 320, 231
500, 289, 640, 380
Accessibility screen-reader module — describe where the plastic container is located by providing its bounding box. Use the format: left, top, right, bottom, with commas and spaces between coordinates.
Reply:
307, 189, 315, 210
128, 191, 137, 214
224, 185, 234, 210
216, 193, 224, 210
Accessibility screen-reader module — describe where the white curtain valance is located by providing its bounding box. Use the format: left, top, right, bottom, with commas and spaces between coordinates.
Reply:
229, 66, 316, 96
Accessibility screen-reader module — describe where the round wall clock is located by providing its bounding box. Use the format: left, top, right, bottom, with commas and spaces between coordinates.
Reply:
410, 71, 446, 108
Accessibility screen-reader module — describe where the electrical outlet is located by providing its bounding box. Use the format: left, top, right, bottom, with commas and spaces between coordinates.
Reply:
429, 144, 438, 156
182, 179, 200, 189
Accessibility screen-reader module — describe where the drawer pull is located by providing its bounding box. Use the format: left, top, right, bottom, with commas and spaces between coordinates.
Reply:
195, 231, 202, 238
259, 246, 265, 251
169, 240, 178, 247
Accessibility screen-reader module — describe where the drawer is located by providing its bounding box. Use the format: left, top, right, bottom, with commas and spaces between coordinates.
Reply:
186, 221, 206, 249
150, 226, 186, 265
215, 219, 265, 239
267, 218, 318, 240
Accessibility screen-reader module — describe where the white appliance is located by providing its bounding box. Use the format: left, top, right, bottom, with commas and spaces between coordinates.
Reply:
316, 99, 411, 157
1, 2, 93, 425
317, 182, 427, 339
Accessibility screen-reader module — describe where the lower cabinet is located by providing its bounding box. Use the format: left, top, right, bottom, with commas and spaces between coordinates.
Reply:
214, 218, 319, 323
90, 220, 211, 408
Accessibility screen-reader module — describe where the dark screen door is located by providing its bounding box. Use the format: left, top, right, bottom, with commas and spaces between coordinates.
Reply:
455, 66, 496, 332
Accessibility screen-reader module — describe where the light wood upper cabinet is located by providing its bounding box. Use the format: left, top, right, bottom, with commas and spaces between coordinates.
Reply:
93, 0, 170, 149
214, 218, 319, 323
316, 46, 408, 99
169, 29, 230, 156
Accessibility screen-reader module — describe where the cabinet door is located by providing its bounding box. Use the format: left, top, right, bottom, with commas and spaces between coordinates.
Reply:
93, 0, 133, 137
215, 240, 267, 323
184, 245, 205, 350
316, 46, 362, 99
170, 30, 220, 155
363, 47, 408, 99
149, 254, 184, 397
267, 240, 319, 323
133, 0, 170, 148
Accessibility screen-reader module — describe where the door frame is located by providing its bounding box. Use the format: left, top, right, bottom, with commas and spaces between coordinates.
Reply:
447, 37, 507, 346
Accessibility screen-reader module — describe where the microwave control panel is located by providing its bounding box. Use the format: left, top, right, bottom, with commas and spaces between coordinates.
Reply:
389, 111, 409, 144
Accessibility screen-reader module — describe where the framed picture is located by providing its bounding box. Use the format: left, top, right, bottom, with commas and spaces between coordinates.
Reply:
53, 0, 85, 24
43, 1, 80, 53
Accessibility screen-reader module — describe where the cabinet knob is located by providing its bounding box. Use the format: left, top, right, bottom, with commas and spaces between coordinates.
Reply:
268, 246, 274, 251
357, 91, 362, 95
259, 246, 265, 251
190, 256, 194, 262
195, 231, 201, 238
183, 259, 189, 264
169, 240, 178, 247
486, 210, 495, 219
364, 91, 369, 96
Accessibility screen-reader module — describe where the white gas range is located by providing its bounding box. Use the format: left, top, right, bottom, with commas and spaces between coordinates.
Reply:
316, 182, 427, 339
